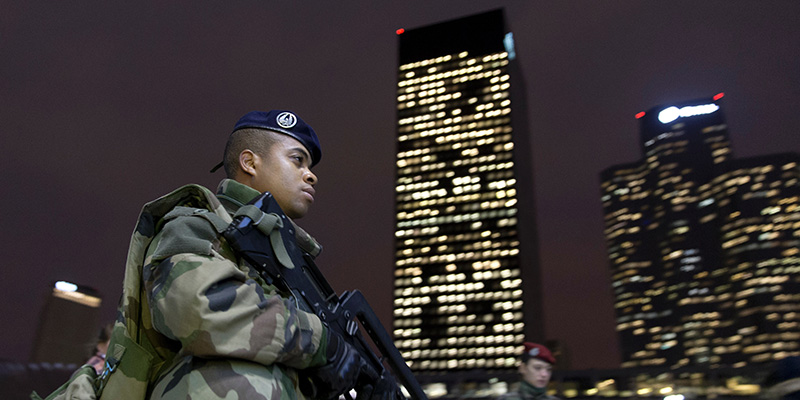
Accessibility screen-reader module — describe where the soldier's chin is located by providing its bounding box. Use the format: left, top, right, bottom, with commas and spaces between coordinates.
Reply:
287, 205, 310, 219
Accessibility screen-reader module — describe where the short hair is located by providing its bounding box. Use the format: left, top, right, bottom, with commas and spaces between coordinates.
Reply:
222, 128, 279, 178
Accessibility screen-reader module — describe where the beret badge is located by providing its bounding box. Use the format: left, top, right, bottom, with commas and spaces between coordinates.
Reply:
277, 112, 298, 129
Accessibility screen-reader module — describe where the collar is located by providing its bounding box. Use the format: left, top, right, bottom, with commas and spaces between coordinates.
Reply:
216, 179, 261, 214
214, 179, 323, 258
520, 380, 547, 396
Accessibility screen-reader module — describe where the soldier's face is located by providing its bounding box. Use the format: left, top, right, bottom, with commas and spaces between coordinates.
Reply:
519, 358, 553, 388
248, 134, 317, 219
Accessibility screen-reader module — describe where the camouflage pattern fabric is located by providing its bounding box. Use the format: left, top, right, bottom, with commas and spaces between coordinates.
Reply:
498, 381, 560, 400
108, 180, 329, 399
30, 365, 98, 400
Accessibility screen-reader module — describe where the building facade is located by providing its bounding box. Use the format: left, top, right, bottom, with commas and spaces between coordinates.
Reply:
392, 9, 542, 376
601, 94, 800, 369
31, 281, 102, 364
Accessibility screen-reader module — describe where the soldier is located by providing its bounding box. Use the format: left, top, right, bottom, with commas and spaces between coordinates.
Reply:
499, 342, 560, 400
85, 323, 112, 374
142, 110, 362, 399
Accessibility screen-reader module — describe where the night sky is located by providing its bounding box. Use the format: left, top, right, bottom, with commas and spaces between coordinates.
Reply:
2, 1, 799, 370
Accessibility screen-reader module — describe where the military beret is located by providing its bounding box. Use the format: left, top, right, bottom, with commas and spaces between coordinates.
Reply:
522, 342, 556, 364
210, 110, 322, 172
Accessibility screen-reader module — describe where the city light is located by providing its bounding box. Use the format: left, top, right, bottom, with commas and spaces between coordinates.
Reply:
52, 281, 101, 307
54, 281, 78, 292
503, 32, 516, 60
657, 103, 719, 124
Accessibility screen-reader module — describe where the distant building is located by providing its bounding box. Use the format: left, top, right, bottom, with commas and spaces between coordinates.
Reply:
601, 94, 800, 369
31, 281, 102, 364
393, 9, 543, 377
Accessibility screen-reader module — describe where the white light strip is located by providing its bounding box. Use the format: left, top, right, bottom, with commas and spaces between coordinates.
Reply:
658, 103, 719, 124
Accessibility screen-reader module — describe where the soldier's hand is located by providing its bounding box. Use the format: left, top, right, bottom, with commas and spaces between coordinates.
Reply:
307, 329, 364, 399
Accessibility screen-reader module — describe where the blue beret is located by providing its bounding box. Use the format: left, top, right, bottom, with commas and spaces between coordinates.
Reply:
211, 110, 321, 172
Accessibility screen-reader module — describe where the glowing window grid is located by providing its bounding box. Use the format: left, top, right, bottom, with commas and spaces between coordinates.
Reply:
393, 50, 525, 371
601, 101, 800, 369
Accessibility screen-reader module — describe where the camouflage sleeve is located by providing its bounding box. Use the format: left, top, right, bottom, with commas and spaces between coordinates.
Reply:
142, 212, 329, 370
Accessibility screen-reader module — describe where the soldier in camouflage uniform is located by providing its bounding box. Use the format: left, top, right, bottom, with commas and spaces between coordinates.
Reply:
498, 342, 560, 400
139, 110, 362, 399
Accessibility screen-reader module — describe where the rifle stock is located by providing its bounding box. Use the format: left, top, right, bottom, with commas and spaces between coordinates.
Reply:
223, 192, 428, 400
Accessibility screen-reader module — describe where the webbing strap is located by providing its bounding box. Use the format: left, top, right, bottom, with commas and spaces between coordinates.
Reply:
198, 212, 231, 234
234, 205, 295, 270
163, 206, 231, 233
235, 205, 282, 235
94, 344, 124, 393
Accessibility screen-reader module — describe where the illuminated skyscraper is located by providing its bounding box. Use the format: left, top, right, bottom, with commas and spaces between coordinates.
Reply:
392, 9, 542, 376
601, 94, 800, 369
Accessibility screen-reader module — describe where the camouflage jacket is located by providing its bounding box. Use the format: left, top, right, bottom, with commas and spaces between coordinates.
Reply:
139, 179, 329, 399
498, 381, 560, 400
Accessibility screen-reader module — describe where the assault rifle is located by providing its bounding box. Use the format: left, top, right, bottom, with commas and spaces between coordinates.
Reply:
223, 192, 427, 400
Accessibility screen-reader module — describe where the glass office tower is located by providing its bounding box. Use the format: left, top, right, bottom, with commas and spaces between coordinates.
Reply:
601, 94, 800, 369
393, 9, 542, 375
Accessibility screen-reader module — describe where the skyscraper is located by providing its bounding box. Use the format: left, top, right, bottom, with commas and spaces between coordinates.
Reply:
601, 94, 800, 369
392, 9, 542, 376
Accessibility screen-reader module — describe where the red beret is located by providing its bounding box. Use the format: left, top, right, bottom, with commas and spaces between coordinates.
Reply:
523, 342, 555, 364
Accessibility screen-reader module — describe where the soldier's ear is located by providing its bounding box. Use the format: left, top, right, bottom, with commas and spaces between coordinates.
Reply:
239, 150, 258, 177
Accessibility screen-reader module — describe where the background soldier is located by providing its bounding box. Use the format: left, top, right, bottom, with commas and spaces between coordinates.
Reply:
85, 323, 112, 374
499, 342, 559, 400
